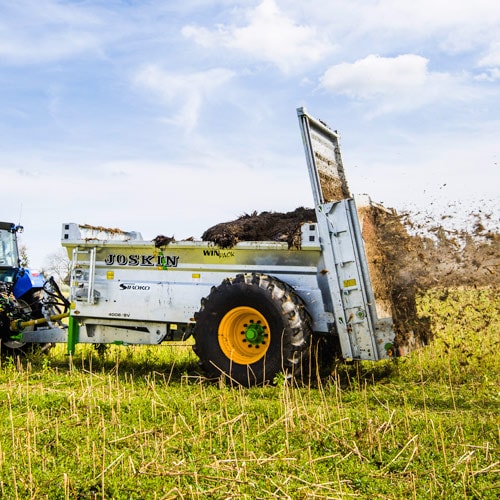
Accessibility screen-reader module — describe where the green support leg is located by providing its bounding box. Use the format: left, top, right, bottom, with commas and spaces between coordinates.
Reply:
67, 316, 79, 355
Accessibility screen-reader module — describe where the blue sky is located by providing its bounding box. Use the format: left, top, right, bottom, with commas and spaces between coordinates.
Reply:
1, 0, 499, 268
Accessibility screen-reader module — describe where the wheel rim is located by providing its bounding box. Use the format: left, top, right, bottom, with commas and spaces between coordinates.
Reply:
218, 306, 271, 364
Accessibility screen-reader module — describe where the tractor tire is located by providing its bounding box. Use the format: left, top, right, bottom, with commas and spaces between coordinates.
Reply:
26, 288, 45, 314
1, 290, 54, 357
193, 273, 312, 386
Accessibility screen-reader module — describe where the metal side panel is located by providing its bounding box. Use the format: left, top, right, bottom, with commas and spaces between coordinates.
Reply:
21, 327, 68, 343
316, 201, 378, 360
77, 320, 167, 345
297, 108, 396, 361
317, 200, 396, 360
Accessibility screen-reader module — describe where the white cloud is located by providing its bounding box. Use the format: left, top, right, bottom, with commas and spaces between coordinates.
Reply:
182, 0, 334, 74
133, 65, 236, 130
478, 42, 500, 67
181, 25, 218, 48
0, 32, 101, 64
475, 42, 500, 80
369, 0, 500, 37
293, 0, 500, 62
321, 54, 428, 98
320, 54, 474, 115
0, 0, 104, 64
475, 67, 500, 82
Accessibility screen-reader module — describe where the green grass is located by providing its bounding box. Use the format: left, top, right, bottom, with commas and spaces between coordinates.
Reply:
1, 288, 499, 499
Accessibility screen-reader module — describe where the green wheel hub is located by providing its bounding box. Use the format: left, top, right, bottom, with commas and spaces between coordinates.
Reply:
244, 321, 266, 345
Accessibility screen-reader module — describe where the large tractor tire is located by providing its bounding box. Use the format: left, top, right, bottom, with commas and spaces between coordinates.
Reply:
193, 273, 312, 386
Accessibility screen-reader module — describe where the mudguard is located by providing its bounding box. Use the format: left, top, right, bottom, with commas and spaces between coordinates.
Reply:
13, 269, 46, 299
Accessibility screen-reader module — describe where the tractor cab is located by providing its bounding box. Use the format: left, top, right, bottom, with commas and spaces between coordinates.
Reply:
0, 222, 46, 300
0, 222, 21, 284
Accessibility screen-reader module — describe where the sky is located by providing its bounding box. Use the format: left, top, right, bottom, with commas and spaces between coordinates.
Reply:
1, 0, 499, 269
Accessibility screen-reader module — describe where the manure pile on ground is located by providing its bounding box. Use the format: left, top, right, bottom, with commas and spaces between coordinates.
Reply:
201, 202, 499, 353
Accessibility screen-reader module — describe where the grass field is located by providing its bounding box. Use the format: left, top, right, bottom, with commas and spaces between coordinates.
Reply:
0, 287, 498, 499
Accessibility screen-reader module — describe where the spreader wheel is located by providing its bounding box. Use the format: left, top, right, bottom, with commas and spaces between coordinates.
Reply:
193, 273, 312, 386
